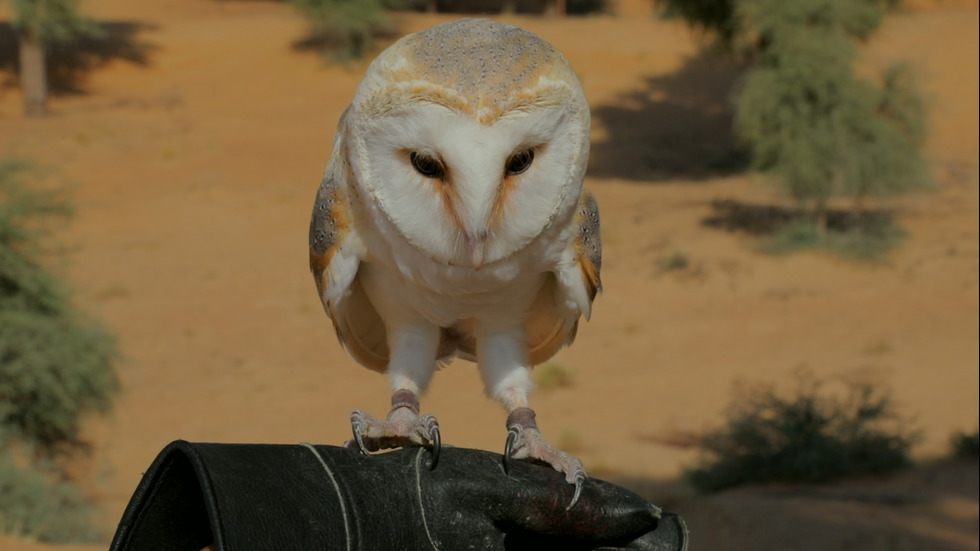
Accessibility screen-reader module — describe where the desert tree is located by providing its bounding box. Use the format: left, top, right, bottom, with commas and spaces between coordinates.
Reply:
652, 0, 738, 45
4, 0, 102, 116
655, 0, 928, 242
733, 0, 928, 237
652, 0, 899, 50
287, 0, 405, 60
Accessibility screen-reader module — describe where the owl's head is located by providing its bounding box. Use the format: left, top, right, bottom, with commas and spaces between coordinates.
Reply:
343, 18, 590, 269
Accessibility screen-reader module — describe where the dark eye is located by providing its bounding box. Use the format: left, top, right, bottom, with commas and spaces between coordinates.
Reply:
410, 151, 444, 179
506, 148, 535, 176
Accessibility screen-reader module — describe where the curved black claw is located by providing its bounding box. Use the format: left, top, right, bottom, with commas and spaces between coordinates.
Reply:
501, 419, 586, 510
503, 427, 519, 475
428, 419, 441, 470
351, 412, 370, 455
566, 471, 585, 511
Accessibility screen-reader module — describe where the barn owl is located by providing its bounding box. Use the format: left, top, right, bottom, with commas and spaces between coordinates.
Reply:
309, 18, 600, 508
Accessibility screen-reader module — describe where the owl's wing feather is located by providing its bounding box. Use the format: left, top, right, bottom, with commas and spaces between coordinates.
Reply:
309, 124, 389, 372
526, 190, 602, 365
575, 191, 603, 311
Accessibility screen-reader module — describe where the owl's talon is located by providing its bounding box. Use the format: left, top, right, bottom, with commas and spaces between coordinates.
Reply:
354, 433, 368, 455
417, 413, 441, 469
503, 427, 519, 475
350, 410, 370, 454
566, 472, 585, 511
428, 420, 441, 469
504, 408, 587, 509
345, 401, 440, 457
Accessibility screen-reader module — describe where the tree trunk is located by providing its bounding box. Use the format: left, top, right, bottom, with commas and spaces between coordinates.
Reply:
814, 201, 828, 241
19, 27, 48, 117
540, 0, 563, 18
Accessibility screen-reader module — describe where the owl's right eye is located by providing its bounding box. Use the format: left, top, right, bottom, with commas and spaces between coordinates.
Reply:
409, 152, 445, 179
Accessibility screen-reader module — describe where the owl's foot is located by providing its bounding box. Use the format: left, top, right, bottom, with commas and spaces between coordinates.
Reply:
345, 389, 441, 468
503, 407, 586, 510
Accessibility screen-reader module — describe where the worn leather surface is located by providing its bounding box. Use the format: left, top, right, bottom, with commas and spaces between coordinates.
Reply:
109, 440, 688, 550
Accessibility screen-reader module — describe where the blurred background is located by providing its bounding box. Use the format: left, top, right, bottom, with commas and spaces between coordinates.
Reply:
0, 0, 977, 548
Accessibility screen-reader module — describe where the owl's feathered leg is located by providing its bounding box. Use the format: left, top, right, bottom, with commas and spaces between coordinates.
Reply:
345, 325, 442, 467
479, 328, 586, 509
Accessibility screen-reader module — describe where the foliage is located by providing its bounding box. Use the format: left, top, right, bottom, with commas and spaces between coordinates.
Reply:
8, 0, 102, 41
565, 0, 611, 15
287, 0, 403, 59
0, 453, 101, 542
0, 158, 119, 455
652, 0, 899, 50
5, 0, 105, 115
0, 158, 118, 540
760, 213, 905, 260
734, 1, 929, 210
657, 250, 690, 272
534, 360, 575, 390
686, 374, 916, 493
951, 429, 979, 459
656, 0, 929, 256
653, 0, 738, 45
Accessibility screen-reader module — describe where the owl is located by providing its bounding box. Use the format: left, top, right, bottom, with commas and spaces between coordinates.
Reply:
309, 18, 600, 508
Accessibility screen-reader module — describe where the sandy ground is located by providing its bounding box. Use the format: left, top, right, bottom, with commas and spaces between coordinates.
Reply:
0, 0, 977, 549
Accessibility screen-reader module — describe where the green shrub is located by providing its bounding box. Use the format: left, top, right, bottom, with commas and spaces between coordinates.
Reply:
687, 375, 916, 493
657, 0, 929, 258
0, 452, 101, 542
0, 158, 119, 454
653, 0, 900, 50
288, 0, 403, 60
951, 429, 979, 460
534, 360, 575, 390
760, 214, 905, 260
0, 158, 119, 541
734, 0, 929, 232
654, 0, 739, 45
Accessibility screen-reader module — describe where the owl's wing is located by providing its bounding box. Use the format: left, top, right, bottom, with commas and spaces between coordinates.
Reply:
309, 119, 389, 372
525, 191, 602, 365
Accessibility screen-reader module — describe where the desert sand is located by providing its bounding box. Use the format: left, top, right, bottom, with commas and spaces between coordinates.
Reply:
0, 0, 977, 549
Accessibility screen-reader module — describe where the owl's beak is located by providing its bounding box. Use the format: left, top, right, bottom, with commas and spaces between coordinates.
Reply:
467, 233, 486, 271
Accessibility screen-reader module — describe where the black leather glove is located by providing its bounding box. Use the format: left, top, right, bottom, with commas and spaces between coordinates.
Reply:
110, 440, 687, 550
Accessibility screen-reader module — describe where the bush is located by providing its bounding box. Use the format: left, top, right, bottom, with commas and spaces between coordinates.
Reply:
288, 0, 403, 60
760, 214, 905, 260
687, 374, 917, 493
951, 429, 979, 459
0, 158, 119, 454
733, 0, 929, 231
652, 0, 900, 50
0, 453, 101, 542
654, 0, 739, 45
657, 0, 929, 257
0, 158, 119, 541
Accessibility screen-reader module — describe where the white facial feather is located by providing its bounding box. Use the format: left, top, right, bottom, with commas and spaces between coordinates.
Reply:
351, 103, 581, 267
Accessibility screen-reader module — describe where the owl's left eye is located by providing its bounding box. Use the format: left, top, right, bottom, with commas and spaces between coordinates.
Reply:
506, 148, 535, 176
410, 152, 445, 179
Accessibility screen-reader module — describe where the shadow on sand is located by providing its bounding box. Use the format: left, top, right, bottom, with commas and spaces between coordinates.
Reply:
701, 199, 896, 236
624, 459, 979, 550
589, 49, 748, 183
0, 21, 156, 95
